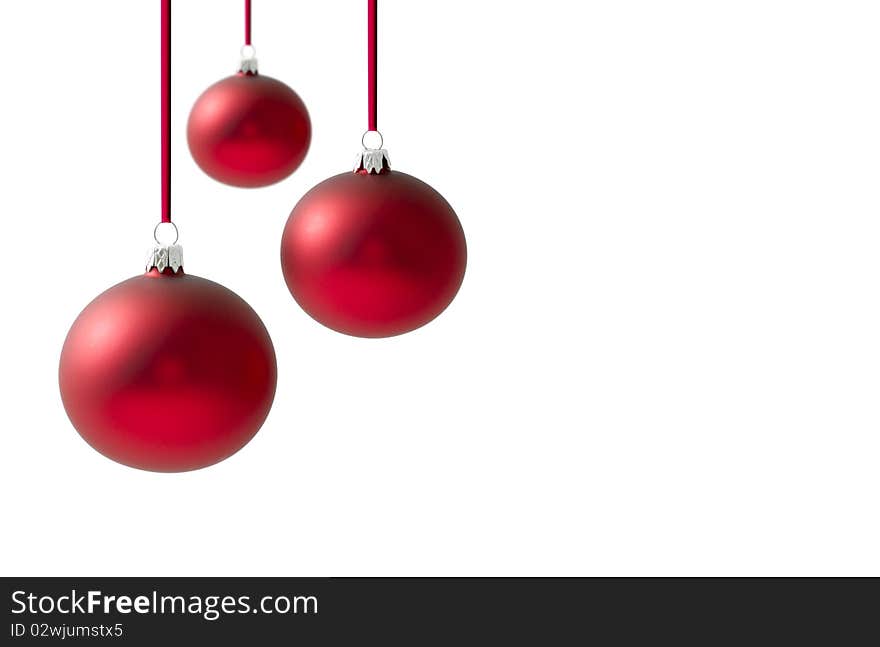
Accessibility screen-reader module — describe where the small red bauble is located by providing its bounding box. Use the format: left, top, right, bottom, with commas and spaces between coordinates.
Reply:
280, 167, 467, 337
187, 72, 311, 188
59, 269, 277, 472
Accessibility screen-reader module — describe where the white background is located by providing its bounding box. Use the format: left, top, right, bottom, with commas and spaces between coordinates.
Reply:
1, 0, 878, 576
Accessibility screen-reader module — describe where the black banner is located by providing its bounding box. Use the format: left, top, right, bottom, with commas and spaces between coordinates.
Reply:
1, 578, 875, 644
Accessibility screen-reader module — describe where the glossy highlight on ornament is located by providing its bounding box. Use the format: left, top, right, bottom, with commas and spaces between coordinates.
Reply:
59, 269, 277, 472
187, 72, 311, 188
281, 166, 467, 338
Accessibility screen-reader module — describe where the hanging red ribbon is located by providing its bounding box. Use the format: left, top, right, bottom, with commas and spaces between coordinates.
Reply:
161, 0, 172, 224
245, 0, 252, 46
368, 0, 378, 132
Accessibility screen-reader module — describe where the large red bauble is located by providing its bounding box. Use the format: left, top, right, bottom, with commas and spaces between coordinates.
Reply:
280, 169, 467, 337
59, 270, 277, 472
187, 72, 311, 188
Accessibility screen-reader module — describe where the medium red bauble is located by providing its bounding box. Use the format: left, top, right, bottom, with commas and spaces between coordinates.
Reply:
59, 270, 277, 472
187, 72, 311, 188
280, 169, 467, 337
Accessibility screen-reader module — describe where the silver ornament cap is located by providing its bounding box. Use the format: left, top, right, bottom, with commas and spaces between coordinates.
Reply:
146, 244, 184, 274
240, 57, 258, 75
240, 45, 258, 75
146, 222, 183, 273
354, 148, 391, 174
354, 130, 391, 174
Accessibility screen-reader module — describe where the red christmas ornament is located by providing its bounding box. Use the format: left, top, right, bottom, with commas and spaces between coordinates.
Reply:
187, 2, 310, 188
58, 1, 276, 472
280, 0, 466, 337
60, 249, 277, 472
188, 72, 311, 188
281, 160, 466, 337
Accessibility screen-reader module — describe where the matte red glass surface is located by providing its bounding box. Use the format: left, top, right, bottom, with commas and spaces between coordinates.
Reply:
280, 170, 467, 337
187, 73, 311, 188
59, 271, 277, 472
